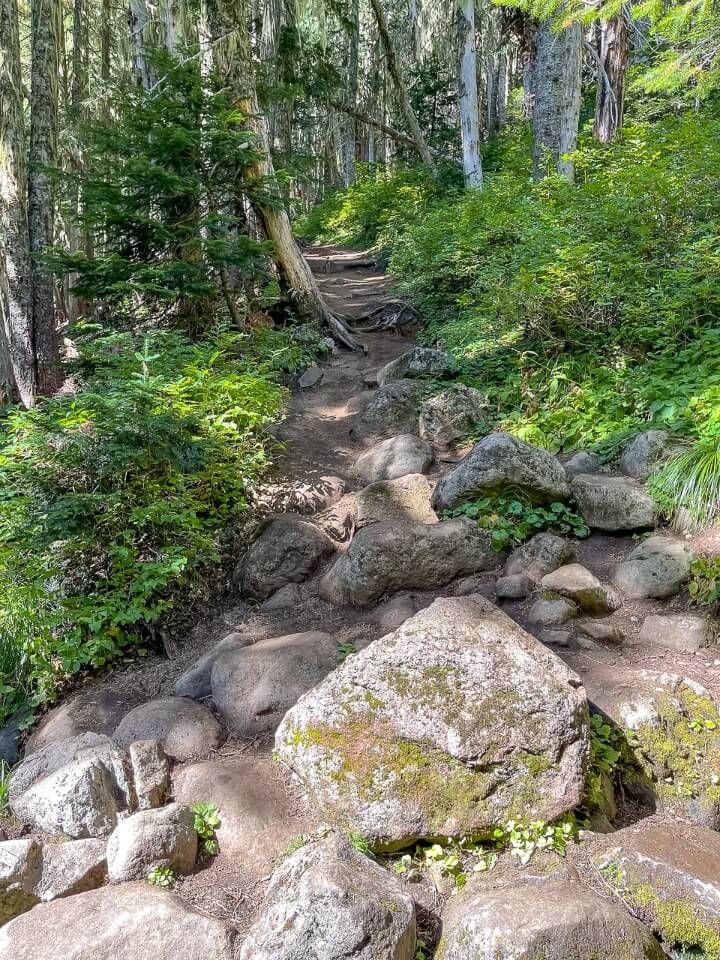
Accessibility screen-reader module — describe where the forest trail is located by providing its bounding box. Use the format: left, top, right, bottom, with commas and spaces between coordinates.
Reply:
6, 248, 720, 950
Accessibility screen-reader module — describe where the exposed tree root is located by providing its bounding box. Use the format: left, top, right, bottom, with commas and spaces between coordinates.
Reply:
345, 300, 422, 333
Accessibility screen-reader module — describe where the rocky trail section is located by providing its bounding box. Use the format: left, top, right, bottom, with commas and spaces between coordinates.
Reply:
2, 247, 720, 959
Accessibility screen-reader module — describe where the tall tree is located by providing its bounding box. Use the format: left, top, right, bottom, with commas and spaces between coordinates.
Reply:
128, 0, 156, 90
368, 0, 434, 168
29, 0, 62, 394
0, 0, 36, 405
341, 0, 360, 186
593, 13, 629, 143
532, 15, 582, 181
456, 0, 483, 188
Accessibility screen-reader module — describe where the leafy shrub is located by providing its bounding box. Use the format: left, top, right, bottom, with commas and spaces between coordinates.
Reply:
192, 801, 221, 856
687, 556, 720, 608
0, 326, 286, 727
147, 866, 176, 887
446, 493, 589, 551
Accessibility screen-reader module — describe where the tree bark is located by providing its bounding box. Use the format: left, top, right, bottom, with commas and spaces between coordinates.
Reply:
128, 0, 156, 90
341, 0, 360, 187
519, 16, 537, 120
368, 0, 435, 168
532, 15, 582, 181
456, 0, 483, 188
202, 0, 363, 350
593, 15, 628, 143
29, 0, 62, 395
0, 0, 36, 405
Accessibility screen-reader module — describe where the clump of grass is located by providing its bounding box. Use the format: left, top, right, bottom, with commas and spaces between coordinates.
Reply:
648, 437, 720, 533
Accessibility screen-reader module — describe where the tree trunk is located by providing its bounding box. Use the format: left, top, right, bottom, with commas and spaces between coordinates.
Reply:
128, 0, 156, 90
341, 0, 360, 187
532, 16, 582, 181
456, 0, 483, 188
593, 15, 628, 143
519, 17, 537, 120
29, 0, 62, 395
202, 0, 363, 350
368, 0, 434, 168
101, 0, 111, 83
496, 50, 509, 128
0, 0, 36, 405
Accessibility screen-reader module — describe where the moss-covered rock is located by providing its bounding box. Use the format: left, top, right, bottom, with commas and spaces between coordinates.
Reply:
275, 596, 589, 849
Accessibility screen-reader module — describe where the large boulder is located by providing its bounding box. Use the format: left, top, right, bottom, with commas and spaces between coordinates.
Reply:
9, 734, 133, 838
377, 346, 457, 386
355, 474, 438, 528
106, 803, 197, 883
174, 758, 314, 874
570, 474, 655, 531
26, 687, 146, 754
504, 532, 574, 583
353, 434, 434, 484
318, 518, 498, 607
419, 384, 487, 445
356, 380, 426, 438
639, 613, 710, 652
251, 475, 345, 516
211, 632, 338, 738
619, 429, 683, 480
594, 818, 720, 956
438, 868, 663, 960
238, 833, 416, 960
541, 563, 621, 616
174, 631, 252, 699
612, 535, 693, 599
128, 740, 170, 810
559, 450, 602, 478
275, 596, 589, 848
432, 433, 570, 513
113, 697, 223, 761
0, 839, 41, 925
236, 515, 335, 600
0, 883, 239, 960
35, 839, 107, 902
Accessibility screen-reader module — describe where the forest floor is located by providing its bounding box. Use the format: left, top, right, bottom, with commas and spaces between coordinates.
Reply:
8, 247, 720, 941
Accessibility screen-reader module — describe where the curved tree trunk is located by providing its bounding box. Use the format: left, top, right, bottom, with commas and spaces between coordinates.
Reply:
532, 16, 582, 181
456, 0, 483, 188
593, 15, 628, 143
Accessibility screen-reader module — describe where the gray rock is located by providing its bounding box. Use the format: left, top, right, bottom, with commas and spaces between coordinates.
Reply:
571, 474, 655, 531
439, 871, 663, 960
528, 597, 579, 626
0, 839, 41, 925
0, 883, 239, 960
252, 475, 345, 516
211, 632, 339, 737
576, 619, 626, 644
318, 518, 498, 607
541, 563, 622, 615
619, 429, 683, 480
174, 758, 315, 874
353, 434, 434, 484
261, 583, 302, 611
495, 574, 534, 599
432, 433, 570, 513
541, 629, 572, 647
174, 632, 252, 699
35, 839, 107, 902
275, 596, 588, 848
613, 535, 693, 599
355, 473, 438, 528
0, 721, 21, 766
238, 833, 416, 960
367, 595, 427, 632
298, 365, 323, 389
9, 735, 132, 838
313, 494, 359, 546
237, 515, 335, 600
107, 803, 197, 883
26, 687, 147, 754
419, 384, 487, 445
639, 613, 710, 652
129, 740, 170, 810
504, 532, 574, 583
356, 380, 426, 438
377, 346, 457, 386
560, 450, 603, 478
113, 697, 223, 761
594, 818, 720, 950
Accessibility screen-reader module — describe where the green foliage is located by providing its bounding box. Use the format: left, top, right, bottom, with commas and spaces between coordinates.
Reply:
647, 435, 720, 532
446, 493, 589, 551
494, 816, 579, 865
345, 831, 374, 858
688, 556, 720, 608
585, 713, 622, 810
336, 641, 357, 662
0, 326, 285, 727
147, 866, 176, 888
0, 761, 11, 815
191, 801, 221, 856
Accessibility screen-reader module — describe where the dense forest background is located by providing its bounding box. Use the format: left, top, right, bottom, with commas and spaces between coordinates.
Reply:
1, 0, 719, 732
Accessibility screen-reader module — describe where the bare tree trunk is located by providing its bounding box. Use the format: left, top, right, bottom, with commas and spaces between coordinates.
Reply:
456, 0, 483, 188
519, 17, 537, 120
128, 0, 156, 90
203, 0, 363, 350
532, 16, 582, 181
341, 0, 360, 186
593, 14, 628, 143
0, 0, 36, 405
101, 0, 111, 83
496, 50, 509, 128
368, 0, 434, 168
29, 0, 62, 395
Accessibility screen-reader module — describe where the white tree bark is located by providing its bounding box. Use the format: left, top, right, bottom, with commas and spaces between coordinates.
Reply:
532, 16, 582, 181
128, 0, 156, 89
456, 0, 483, 188
593, 15, 628, 143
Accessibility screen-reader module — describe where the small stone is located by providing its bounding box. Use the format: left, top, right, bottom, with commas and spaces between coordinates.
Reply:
528, 597, 579, 626
129, 740, 170, 810
560, 450, 602, 478
576, 619, 626, 644
377, 346, 457, 386
113, 697, 223, 761
297, 366, 323, 389
505, 532, 575, 583
106, 803, 198, 883
174, 632, 251, 699
353, 434, 434, 484
571, 474, 655, 531
261, 583, 302, 611
639, 613, 710, 652
368, 595, 424, 632
495, 574, 533, 599
541, 629, 572, 647
541, 563, 621, 615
